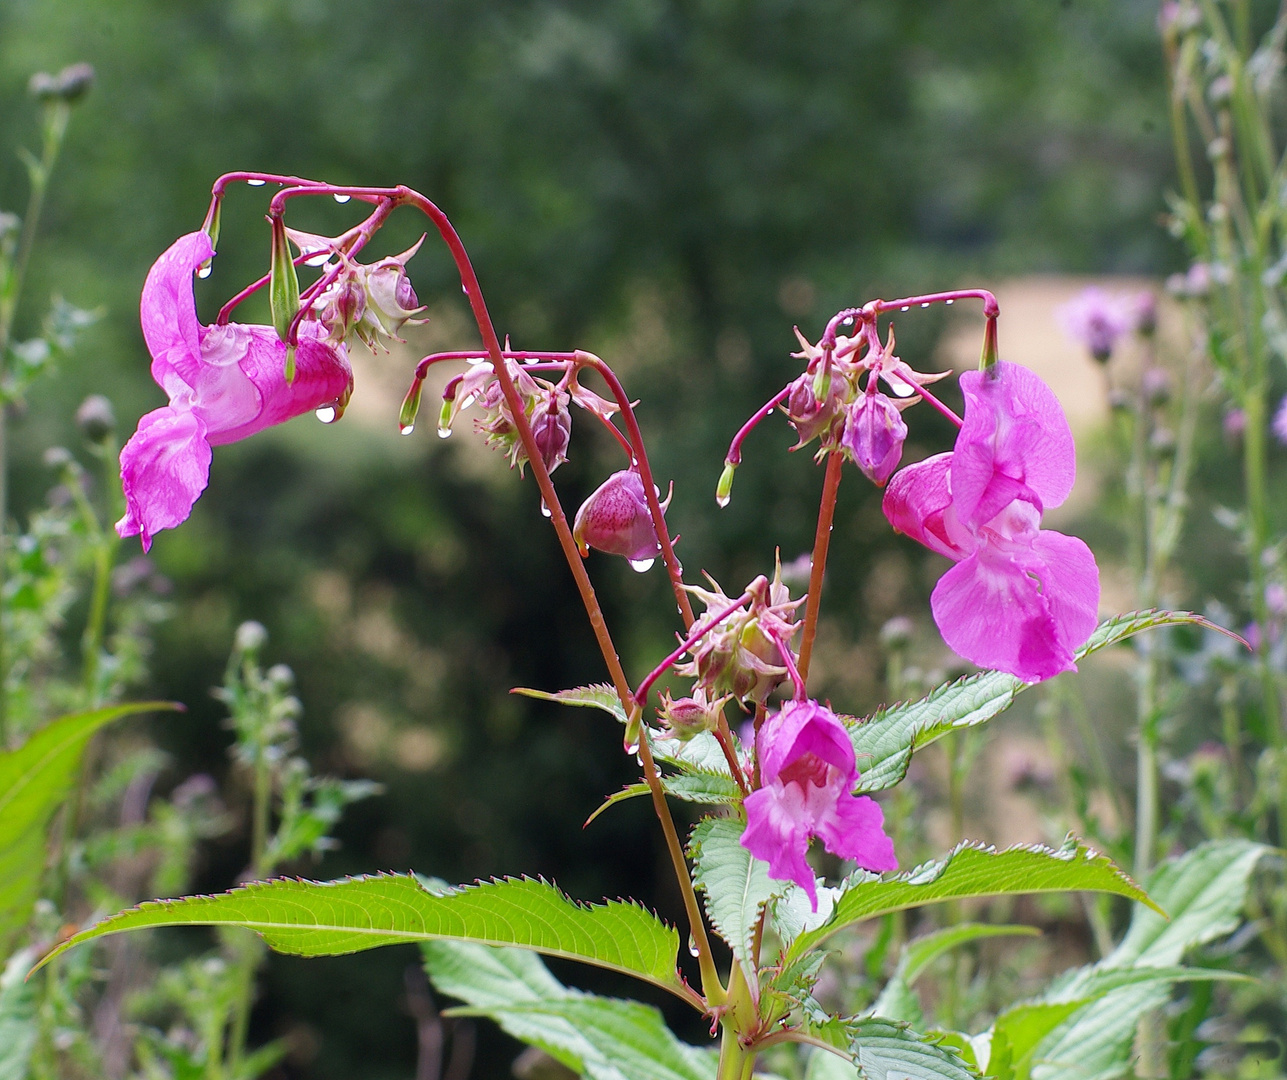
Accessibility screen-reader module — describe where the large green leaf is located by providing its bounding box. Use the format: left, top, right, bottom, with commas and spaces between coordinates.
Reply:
0, 948, 37, 1080
0, 701, 176, 951
785, 839, 1151, 963
689, 817, 778, 997
423, 940, 715, 1080
849, 611, 1224, 793
807, 1015, 979, 1080
37, 874, 694, 1003
1031, 840, 1268, 1080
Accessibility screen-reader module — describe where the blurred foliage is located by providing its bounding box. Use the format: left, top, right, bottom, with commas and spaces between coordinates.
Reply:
0, 1, 1199, 1077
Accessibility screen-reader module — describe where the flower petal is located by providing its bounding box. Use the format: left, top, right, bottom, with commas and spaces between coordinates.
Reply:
116, 406, 212, 551
742, 786, 818, 908
881, 453, 968, 560
953, 362, 1076, 524
930, 546, 1075, 681
758, 700, 855, 788
815, 794, 897, 874
140, 232, 213, 392
1028, 529, 1100, 658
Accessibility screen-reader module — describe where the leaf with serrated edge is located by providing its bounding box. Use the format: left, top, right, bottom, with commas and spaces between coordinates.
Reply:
423, 941, 715, 1080
786, 839, 1152, 964
809, 1015, 980, 1080
512, 683, 626, 722
35, 874, 693, 1004
0, 701, 177, 952
690, 817, 779, 998
586, 774, 741, 826
1032, 839, 1269, 1080
849, 610, 1225, 794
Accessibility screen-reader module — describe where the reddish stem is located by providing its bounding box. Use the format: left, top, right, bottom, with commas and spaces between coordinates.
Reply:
796, 451, 843, 685
724, 384, 792, 467
712, 715, 752, 797
633, 592, 753, 707
771, 629, 807, 702
912, 381, 964, 429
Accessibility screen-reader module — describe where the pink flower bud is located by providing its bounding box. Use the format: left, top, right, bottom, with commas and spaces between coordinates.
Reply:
841, 392, 907, 486
572, 469, 667, 565
785, 371, 842, 448
530, 396, 572, 475
657, 688, 727, 741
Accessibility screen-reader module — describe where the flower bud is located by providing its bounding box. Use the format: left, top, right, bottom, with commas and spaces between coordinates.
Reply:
530, 397, 572, 475
362, 237, 428, 340
1141, 366, 1170, 406
657, 689, 727, 742
573, 469, 666, 565
879, 615, 914, 651
76, 395, 115, 443
785, 371, 842, 448
234, 620, 268, 654
715, 461, 736, 508
842, 392, 907, 486
268, 216, 301, 353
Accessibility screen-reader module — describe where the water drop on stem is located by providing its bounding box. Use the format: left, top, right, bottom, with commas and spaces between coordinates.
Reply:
333, 193, 351, 203
540, 499, 552, 518
900, 305, 910, 311
247, 178, 266, 186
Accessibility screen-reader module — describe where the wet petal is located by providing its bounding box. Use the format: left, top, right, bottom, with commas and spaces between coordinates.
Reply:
742, 786, 817, 908
116, 406, 212, 552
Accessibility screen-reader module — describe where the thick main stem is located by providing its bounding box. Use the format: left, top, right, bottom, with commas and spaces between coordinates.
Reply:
797, 451, 844, 685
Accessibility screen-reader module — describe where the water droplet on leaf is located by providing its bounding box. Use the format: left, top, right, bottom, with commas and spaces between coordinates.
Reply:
628, 558, 655, 573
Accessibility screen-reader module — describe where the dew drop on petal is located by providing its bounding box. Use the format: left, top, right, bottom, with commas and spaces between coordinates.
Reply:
628, 558, 655, 573
247, 178, 267, 186
399, 423, 415, 436
623, 740, 639, 756
304, 253, 328, 267
333, 193, 351, 203
196, 265, 213, 279
315, 406, 337, 424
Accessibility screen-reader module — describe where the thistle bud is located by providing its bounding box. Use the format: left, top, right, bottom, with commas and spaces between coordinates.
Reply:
76, 394, 115, 444
572, 469, 666, 566
841, 392, 907, 486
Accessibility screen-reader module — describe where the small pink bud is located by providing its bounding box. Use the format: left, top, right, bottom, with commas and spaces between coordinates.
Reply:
530, 398, 572, 475
572, 469, 666, 564
657, 689, 727, 741
841, 392, 907, 486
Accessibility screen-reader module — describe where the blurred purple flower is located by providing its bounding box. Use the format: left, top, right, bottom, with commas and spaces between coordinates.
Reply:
883, 362, 1100, 682
1273, 395, 1287, 446
1058, 287, 1132, 362
741, 700, 896, 910
117, 232, 352, 550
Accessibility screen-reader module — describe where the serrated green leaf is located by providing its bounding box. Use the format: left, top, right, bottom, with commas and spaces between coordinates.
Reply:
986, 1002, 1087, 1080
0, 948, 38, 1080
690, 817, 777, 997
0, 701, 177, 952
849, 610, 1223, 794
1032, 840, 1269, 1080
786, 839, 1150, 964
808, 1016, 980, 1080
37, 874, 693, 1004
423, 940, 715, 1080
586, 773, 741, 825
512, 683, 626, 723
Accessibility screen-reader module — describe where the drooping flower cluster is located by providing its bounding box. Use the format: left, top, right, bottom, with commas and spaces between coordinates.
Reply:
882, 361, 1100, 681
741, 699, 896, 909
117, 232, 353, 551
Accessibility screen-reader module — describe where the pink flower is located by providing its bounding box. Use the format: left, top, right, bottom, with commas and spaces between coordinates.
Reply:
841, 391, 908, 486
882, 361, 1100, 682
117, 232, 353, 551
572, 469, 668, 564
1057, 287, 1132, 362
1273, 395, 1287, 446
741, 700, 896, 910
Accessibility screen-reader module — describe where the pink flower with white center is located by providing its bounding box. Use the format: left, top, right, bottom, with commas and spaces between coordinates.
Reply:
882, 361, 1100, 682
841, 390, 908, 486
741, 700, 896, 910
572, 469, 668, 564
116, 232, 353, 551
1057, 287, 1133, 362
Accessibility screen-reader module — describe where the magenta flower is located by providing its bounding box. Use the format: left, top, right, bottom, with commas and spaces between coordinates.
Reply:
572, 469, 668, 564
882, 361, 1100, 682
1057, 287, 1132, 362
841, 391, 908, 486
1272, 395, 1287, 447
741, 700, 896, 910
117, 232, 353, 551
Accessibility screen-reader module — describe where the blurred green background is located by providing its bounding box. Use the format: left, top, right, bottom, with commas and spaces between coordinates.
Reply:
0, 1, 1186, 1076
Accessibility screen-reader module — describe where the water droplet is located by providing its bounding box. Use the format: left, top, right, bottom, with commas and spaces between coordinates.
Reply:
900, 305, 910, 311
540, 500, 552, 518
399, 423, 415, 436
921, 302, 930, 308
460, 393, 477, 410
304, 252, 328, 267
945, 298, 955, 305
623, 741, 639, 756
628, 558, 655, 573
247, 178, 266, 186
196, 265, 212, 279
333, 193, 351, 203
842, 316, 853, 326
437, 425, 453, 439
715, 493, 731, 508
688, 935, 700, 958
462, 284, 469, 294
315, 406, 337, 424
